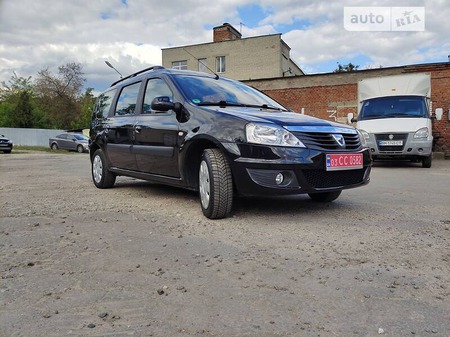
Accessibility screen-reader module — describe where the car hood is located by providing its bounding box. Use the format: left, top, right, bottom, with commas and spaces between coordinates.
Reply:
215, 107, 355, 131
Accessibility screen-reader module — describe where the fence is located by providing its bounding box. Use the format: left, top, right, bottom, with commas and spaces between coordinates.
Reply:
0, 128, 72, 147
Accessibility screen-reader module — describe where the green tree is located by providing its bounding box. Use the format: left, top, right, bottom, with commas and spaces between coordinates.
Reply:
35, 62, 86, 129
0, 72, 33, 99
334, 62, 359, 73
69, 87, 95, 129
0, 72, 35, 127
13, 91, 34, 127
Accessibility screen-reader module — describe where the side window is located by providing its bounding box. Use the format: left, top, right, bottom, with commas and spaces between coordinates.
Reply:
115, 82, 141, 116
94, 89, 116, 119
142, 78, 173, 114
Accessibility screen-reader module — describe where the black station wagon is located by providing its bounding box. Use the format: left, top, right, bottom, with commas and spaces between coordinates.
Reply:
90, 67, 371, 219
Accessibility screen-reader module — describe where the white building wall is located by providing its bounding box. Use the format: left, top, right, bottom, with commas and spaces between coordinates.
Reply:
162, 34, 302, 81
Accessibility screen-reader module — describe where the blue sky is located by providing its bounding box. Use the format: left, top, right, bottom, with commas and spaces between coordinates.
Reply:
0, 0, 448, 92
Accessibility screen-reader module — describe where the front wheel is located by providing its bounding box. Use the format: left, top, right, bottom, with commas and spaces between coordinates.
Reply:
308, 190, 342, 202
51, 143, 58, 150
92, 149, 116, 188
422, 155, 432, 168
77, 145, 84, 153
199, 149, 233, 219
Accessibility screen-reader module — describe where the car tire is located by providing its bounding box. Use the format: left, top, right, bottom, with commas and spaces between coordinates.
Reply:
199, 149, 233, 219
92, 149, 116, 188
77, 145, 84, 153
308, 190, 342, 202
51, 143, 58, 150
422, 155, 432, 168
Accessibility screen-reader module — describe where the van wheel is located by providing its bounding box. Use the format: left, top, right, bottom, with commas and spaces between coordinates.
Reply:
308, 191, 342, 202
77, 145, 84, 153
92, 149, 116, 188
422, 155, 432, 168
199, 149, 233, 219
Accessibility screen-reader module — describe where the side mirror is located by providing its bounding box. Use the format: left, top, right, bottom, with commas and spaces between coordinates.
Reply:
151, 96, 176, 112
433, 108, 443, 121
347, 113, 356, 124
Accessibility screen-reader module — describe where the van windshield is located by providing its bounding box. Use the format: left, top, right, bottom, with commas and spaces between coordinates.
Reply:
359, 96, 428, 120
172, 75, 287, 111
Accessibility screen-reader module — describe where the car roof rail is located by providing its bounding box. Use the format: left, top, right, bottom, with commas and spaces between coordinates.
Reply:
110, 66, 165, 87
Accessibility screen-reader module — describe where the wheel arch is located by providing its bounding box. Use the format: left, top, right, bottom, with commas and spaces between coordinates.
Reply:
181, 137, 225, 191
89, 137, 105, 162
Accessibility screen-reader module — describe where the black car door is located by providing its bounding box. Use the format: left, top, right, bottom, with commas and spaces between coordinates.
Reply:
106, 81, 141, 170
133, 77, 181, 177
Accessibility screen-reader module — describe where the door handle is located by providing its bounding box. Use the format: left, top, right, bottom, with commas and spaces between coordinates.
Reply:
134, 125, 142, 133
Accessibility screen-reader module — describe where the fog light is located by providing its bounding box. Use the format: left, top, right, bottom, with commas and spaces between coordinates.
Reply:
275, 173, 284, 185
418, 148, 423, 153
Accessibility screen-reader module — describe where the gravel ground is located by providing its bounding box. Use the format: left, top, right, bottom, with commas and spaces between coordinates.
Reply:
0, 152, 449, 337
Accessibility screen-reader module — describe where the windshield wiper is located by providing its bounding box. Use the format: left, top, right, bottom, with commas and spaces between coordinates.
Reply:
197, 101, 244, 108
244, 103, 286, 111
197, 101, 286, 111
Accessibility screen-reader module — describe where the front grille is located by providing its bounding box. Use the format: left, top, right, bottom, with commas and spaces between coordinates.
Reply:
375, 133, 408, 152
294, 132, 361, 151
302, 168, 366, 189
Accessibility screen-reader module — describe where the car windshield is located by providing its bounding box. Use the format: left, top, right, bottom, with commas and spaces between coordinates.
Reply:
172, 75, 287, 111
359, 96, 428, 120
73, 134, 88, 140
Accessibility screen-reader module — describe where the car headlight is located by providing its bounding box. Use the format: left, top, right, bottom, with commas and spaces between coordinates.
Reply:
246, 123, 305, 147
356, 129, 369, 147
414, 127, 429, 139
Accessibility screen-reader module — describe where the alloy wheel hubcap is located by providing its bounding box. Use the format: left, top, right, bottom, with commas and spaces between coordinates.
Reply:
93, 155, 103, 183
199, 161, 210, 209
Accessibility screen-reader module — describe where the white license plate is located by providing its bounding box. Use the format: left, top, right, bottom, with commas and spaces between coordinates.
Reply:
378, 140, 403, 146
326, 153, 363, 171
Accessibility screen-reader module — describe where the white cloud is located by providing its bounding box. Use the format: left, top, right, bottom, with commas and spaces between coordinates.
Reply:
0, 0, 448, 92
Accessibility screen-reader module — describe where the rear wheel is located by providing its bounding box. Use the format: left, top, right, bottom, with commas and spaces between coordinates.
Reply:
422, 155, 432, 168
308, 190, 342, 202
199, 149, 233, 219
92, 149, 116, 188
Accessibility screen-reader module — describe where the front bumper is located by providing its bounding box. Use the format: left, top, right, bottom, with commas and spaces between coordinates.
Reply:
367, 133, 432, 159
230, 145, 372, 197
0, 142, 13, 152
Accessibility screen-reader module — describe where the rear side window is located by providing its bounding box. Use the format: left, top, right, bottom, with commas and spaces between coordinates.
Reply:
115, 82, 141, 116
94, 89, 117, 119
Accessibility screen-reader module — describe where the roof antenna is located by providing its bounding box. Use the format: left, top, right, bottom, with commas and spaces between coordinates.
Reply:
105, 61, 123, 78
182, 48, 219, 80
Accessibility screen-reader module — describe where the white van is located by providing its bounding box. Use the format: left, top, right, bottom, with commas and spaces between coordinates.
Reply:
348, 73, 442, 168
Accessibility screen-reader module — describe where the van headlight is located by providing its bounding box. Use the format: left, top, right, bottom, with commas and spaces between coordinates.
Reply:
414, 127, 429, 139
246, 123, 305, 147
356, 129, 369, 147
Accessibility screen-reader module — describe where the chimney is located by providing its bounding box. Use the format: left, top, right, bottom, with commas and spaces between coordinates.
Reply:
213, 23, 242, 42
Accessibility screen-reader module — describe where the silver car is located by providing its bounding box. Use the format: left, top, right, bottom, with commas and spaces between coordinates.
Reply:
49, 133, 89, 153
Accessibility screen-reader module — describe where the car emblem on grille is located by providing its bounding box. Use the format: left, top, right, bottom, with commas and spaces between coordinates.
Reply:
389, 134, 394, 140
332, 134, 346, 147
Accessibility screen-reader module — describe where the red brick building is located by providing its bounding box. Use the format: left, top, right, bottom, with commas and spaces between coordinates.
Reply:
246, 62, 450, 156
